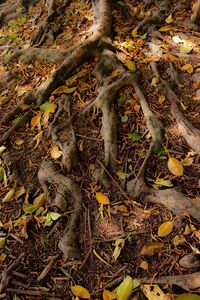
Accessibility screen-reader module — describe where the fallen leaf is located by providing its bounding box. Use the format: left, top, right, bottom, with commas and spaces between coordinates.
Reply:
165, 14, 173, 24
140, 260, 148, 270
168, 157, 184, 176
0, 237, 6, 249
0, 146, 6, 154
103, 290, 117, 300
52, 86, 76, 95
117, 171, 130, 180
33, 193, 47, 208
155, 178, 173, 187
158, 95, 165, 104
116, 276, 133, 300
71, 285, 91, 299
158, 221, 173, 237
2, 189, 15, 203
49, 212, 61, 220
181, 64, 193, 74
95, 192, 110, 205
132, 28, 138, 37
113, 239, 125, 260
50, 145, 63, 159
128, 132, 141, 142
15, 187, 25, 199
125, 60, 136, 71
15, 138, 24, 145
141, 242, 164, 256
182, 157, 193, 166
159, 26, 175, 32
31, 112, 42, 128
142, 284, 165, 300
180, 44, 193, 54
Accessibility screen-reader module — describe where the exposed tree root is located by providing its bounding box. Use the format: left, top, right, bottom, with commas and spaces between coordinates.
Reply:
8, 47, 67, 64
30, 0, 71, 46
38, 160, 82, 259
150, 61, 200, 155
192, 0, 200, 24
0, 253, 24, 294
142, 271, 200, 290
49, 95, 78, 171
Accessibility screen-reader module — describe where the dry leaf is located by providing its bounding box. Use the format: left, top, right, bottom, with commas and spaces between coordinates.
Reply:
158, 221, 173, 237
15, 187, 25, 199
0, 237, 6, 249
141, 242, 164, 256
140, 260, 148, 270
159, 26, 175, 32
2, 189, 15, 203
168, 157, 184, 176
33, 193, 47, 208
113, 239, 125, 260
142, 284, 165, 300
181, 64, 193, 74
165, 14, 173, 24
71, 285, 91, 299
125, 60, 136, 71
31, 112, 42, 128
52, 86, 76, 95
103, 290, 117, 300
50, 145, 63, 159
95, 192, 110, 205
182, 157, 193, 166
158, 95, 165, 104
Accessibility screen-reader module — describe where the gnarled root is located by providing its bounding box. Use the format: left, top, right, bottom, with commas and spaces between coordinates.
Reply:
191, 0, 200, 24
38, 160, 82, 259
142, 271, 200, 291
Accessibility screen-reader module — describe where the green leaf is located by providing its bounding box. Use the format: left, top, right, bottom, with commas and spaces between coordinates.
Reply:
49, 212, 61, 221
18, 16, 27, 24
117, 171, 130, 180
60, 268, 71, 278
132, 279, 140, 289
121, 115, 128, 123
128, 132, 141, 142
116, 276, 133, 300
153, 146, 166, 155
176, 294, 200, 300
23, 204, 37, 215
40, 102, 56, 112
118, 94, 127, 107
113, 239, 125, 260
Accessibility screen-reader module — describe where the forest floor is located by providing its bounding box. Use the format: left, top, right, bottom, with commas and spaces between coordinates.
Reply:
0, 0, 200, 299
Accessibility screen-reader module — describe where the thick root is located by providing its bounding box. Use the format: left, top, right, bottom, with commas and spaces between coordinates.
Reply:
38, 160, 82, 259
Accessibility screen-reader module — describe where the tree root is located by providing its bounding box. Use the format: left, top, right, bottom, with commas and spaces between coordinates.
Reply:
142, 271, 200, 290
192, 0, 200, 24
7, 48, 67, 64
0, 253, 24, 294
0, 111, 33, 146
49, 95, 78, 172
136, 0, 170, 34
38, 160, 82, 259
30, 0, 72, 46
150, 61, 200, 155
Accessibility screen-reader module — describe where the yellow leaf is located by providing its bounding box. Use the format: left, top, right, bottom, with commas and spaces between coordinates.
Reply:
2, 189, 15, 203
155, 178, 173, 187
103, 290, 117, 300
180, 101, 187, 110
132, 28, 138, 37
141, 242, 164, 256
159, 26, 175, 32
158, 95, 165, 104
71, 285, 91, 299
113, 239, 125, 260
180, 44, 193, 54
15, 138, 24, 145
45, 103, 57, 114
52, 86, 76, 95
125, 60, 136, 71
173, 234, 186, 246
33, 193, 47, 208
158, 221, 173, 237
50, 145, 63, 159
0, 237, 6, 249
31, 112, 42, 128
181, 64, 193, 74
15, 187, 25, 199
142, 284, 165, 300
182, 157, 193, 166
176, 294, 200, 300
140, 260, 148, 270
95, 192, 110, 205
151, 77, 159, 87
165, 14, 173, 24
168, 157, 184, 176
193, 95, 200, 101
